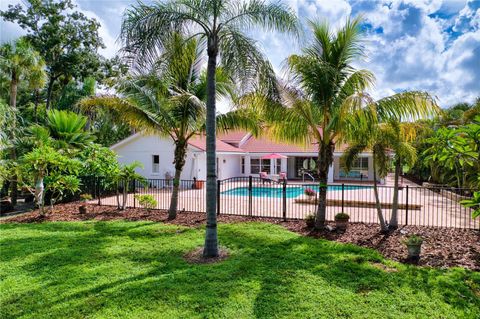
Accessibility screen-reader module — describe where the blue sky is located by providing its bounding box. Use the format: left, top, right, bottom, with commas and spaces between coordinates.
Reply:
1, 0, 479, 110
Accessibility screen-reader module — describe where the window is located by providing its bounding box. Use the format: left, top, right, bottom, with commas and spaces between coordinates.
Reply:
241, 157, 245, 174
261, 159, 271, 174
251, 158, 260, 174
152, 155, 160, 173
339, 157, 368, 179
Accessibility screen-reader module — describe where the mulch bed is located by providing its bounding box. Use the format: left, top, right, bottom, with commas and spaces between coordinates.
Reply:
184, 247, 230, 264
2, 202, 479, 271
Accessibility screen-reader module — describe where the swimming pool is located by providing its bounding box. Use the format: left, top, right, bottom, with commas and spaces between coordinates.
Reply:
222, 185, 371, 199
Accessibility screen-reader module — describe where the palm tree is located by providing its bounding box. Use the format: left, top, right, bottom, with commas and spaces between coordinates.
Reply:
253, 19, 438, 229
342, 124, 391, 233
121, 0, 299, 257
387, 121, 421, 228
343, 93, 438, 230
247, 18, 375, 229
0, 37, 45, 205
81, 34, 233, 220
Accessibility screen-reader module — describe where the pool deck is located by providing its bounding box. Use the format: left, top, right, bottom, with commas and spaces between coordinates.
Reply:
95, 176, 479, 229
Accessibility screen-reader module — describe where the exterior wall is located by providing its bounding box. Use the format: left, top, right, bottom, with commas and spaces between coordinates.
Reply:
112, 135, 203, 180
216, 154, 242, 180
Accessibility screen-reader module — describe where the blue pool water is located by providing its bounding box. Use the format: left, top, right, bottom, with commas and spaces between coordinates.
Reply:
222, 185, 371, 199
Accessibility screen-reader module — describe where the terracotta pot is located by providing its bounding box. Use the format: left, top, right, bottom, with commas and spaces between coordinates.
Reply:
195, 180, 205, 189
79, 205, 88, 214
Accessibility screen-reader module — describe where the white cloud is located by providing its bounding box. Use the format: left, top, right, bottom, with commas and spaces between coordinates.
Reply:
2, 0, 479, 107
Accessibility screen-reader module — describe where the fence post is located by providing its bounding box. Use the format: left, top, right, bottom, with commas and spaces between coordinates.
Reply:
217, 179, 221, 216
248, 175, 253, 217
405, 185, 409, 225
282, 179, 287, 221
341, 183, 345, 212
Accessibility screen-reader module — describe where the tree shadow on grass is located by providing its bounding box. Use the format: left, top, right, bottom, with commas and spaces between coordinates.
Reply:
1, 221, 479, 319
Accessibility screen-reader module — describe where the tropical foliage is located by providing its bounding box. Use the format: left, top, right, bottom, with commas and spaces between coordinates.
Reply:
81, 33, 234, 220
120, 0, 299, 257
242, 18, 437, 229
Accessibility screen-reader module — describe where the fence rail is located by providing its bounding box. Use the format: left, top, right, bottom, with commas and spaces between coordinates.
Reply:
81, 176, 479, 230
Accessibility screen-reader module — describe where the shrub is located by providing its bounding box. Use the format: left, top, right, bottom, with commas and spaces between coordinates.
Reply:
134, 194, 157, 211
403, 234, 423, 246
334, 212, 350, 221
80, 193, 93, 202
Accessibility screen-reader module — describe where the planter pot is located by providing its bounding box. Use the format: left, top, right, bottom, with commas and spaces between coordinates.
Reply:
406, 243, 422, 260
335, 218, 349, 230
194, 180, 205, 189
79, 205, 88, 214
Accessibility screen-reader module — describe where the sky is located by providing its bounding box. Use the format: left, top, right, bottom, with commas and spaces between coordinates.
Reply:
1, 0, 479, 111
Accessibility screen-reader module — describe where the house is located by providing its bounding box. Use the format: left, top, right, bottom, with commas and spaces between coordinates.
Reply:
110, 131, 377, 183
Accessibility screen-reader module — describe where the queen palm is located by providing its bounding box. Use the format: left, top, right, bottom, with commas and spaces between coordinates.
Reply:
80, 34, 233, 220
121, 0, 298, 257
255, 19, 438, 229
0, 37, 45, 205
342, 123, 392, 233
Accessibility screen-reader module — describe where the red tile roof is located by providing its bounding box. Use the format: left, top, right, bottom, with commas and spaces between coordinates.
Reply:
217, 130, 249, 143
188, 130, 350, 154
188, 135, 245, 153
240, 135, 318, 153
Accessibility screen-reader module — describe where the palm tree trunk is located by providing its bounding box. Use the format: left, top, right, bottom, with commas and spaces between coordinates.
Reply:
122, 180, 128, 210
389, 157, 401, 229
9, 73, 18, 206
315, 142, 334, 229
34, 89, 40, 123
203, 37, 219, 258
372, 156, 387, 232
168, 141, 187, 220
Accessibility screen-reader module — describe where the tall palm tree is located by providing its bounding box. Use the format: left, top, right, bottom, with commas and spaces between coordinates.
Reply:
251, 18, 438, 229
251, 18, 375, 229
387, 121, 420, 228
343, 93, 437, 231
0, 37, 45, 205
121, 0, 299, 257
80, 34, 233, 220
342, 123, 392, 233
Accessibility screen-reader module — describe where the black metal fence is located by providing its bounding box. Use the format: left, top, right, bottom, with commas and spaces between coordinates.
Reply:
82, 176, 479, 230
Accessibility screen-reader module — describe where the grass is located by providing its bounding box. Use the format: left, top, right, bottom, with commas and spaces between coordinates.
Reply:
0, 221, 479, 319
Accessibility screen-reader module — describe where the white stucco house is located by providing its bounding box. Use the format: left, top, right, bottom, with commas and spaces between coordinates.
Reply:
110, 130, 377, 183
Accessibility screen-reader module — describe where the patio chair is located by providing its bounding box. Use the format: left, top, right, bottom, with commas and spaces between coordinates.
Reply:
260, 172, 273, 184
278, 172, 287, 183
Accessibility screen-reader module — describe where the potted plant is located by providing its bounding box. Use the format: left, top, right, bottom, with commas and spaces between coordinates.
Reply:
334, 212, 350, 230
195, 179, 205, 189
403, 234, 423, 261
305, 213, 315, 228
79, 194, 92, 214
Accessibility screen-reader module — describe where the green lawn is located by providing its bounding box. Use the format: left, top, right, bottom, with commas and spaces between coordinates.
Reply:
0, 221, 479, 319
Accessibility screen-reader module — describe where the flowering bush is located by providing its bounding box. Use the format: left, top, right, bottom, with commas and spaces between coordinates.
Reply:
304, 188, 316, 197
